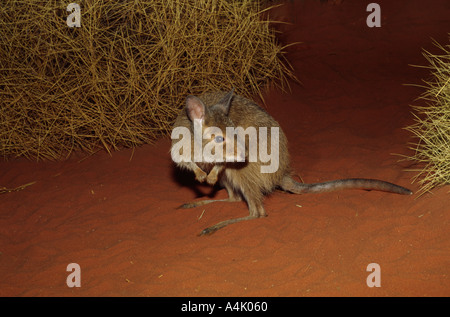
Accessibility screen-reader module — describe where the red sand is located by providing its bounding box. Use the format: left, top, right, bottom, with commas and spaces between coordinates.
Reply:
1, 0, 449, 297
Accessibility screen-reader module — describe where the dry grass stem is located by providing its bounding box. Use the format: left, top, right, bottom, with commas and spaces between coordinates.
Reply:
0, 181, 36, 194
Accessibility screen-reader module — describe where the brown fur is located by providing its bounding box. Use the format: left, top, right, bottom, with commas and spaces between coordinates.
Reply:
171, 90, 412, 235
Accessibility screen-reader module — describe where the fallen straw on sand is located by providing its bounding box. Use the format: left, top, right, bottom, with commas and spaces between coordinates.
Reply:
0, 181, 36, 194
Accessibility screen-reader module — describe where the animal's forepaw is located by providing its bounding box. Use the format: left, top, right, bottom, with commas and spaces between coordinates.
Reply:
194, 169, 207, 183
206, 173, 218, 185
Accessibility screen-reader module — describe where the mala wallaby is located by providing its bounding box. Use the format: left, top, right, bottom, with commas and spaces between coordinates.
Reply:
171, 89, 412, 236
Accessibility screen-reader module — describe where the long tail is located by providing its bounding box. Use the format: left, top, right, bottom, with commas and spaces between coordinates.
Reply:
281, 177, 412, 195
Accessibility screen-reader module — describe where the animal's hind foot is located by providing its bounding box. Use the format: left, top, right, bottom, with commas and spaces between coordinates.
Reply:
198, 226, 219, 236
177, 202, 199, 209
198, 215, 260, 236
177, 197, 240, 209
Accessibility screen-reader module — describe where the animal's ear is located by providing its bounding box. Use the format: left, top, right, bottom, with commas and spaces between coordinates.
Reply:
185, 95, 206, 121
215, 88, 235, 115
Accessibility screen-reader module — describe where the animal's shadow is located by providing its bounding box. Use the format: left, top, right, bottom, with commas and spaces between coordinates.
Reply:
170, 161, 221, 199
170, 160, 249, 200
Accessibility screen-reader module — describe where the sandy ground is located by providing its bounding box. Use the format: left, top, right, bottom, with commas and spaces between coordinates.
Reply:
1, 0, 449, 296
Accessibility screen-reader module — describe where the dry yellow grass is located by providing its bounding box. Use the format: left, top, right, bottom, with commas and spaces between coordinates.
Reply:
405, 36, 450, 195
0, 0, 295, 160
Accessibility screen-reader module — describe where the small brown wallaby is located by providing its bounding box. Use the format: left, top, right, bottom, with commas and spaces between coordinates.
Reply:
171, 89, 412, 236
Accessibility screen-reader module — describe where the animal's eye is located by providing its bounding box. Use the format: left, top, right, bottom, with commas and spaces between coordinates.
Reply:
214, 135, 224, 143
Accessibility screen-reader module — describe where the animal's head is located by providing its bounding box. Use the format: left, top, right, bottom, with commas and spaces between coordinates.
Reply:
185, 89, 246, 163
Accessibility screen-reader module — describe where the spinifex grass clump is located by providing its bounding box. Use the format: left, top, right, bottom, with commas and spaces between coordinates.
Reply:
405, 36, 450, 195
0, 0, 294, 160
